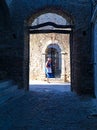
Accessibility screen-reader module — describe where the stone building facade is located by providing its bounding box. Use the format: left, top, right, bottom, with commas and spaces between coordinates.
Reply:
1, 0, 97, 96
30, 33, 70, 82
29, 13, 70, 82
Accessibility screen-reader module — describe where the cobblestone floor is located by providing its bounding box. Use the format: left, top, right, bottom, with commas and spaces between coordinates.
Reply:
0, 83, 97, 130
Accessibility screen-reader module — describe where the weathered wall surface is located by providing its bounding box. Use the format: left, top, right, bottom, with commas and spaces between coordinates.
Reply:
91, 3, 97, 97
29, 34, 70, 82
1, 0, 93, 94
0, 0, 13, 80
0, 0, 24, 86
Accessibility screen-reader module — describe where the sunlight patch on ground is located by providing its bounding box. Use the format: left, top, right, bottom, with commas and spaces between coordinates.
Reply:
29, 80, 71, 92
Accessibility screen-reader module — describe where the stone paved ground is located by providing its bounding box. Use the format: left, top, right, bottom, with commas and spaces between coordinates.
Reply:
0, 83, 97, 130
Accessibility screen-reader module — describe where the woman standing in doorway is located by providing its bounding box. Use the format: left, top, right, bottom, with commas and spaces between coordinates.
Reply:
45, 58, 53, 83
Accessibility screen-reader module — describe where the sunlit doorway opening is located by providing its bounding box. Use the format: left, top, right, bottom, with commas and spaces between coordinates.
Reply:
29, 13, 72, 90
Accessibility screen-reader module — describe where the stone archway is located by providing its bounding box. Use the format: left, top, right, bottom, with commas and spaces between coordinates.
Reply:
29, 12, 72, 84
46, 47, 60, 78
5, 0, 93, 95
28, 12, 72, 89
41, 42, 66, 82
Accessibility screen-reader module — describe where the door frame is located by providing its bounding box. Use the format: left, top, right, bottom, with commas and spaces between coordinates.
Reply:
25, 22, 73, 90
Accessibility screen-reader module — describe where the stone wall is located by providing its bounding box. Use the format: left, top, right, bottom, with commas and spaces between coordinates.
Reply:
0, 0, 12, 80
29, 33, 70, 82
2, 0, 94, 94
91, 4, 97, 97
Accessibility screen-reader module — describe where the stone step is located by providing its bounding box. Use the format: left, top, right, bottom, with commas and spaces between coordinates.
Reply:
0, 80, 25, 105
0, 87, 25, 105
44, 78, 66, 83
10, 89, 25, 101
0, 85, 17, 96
0, 80, 14, 91
49, 78, 63, 80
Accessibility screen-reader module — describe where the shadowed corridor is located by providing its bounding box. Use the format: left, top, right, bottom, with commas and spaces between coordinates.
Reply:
0, 83, 97, 130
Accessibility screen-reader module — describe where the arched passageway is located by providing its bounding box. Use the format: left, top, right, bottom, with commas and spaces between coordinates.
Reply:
29, 12, 72, 89
0, 0, 92, 96
19, 2, 93, 95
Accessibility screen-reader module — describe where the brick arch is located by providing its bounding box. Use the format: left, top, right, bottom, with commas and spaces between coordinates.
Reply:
42, 40, 64, 54
21, 1, 93, 95
45, 43, 62, 78
41, 41, 66, 80
27, 7, 75, 26
24, 7, 73, 90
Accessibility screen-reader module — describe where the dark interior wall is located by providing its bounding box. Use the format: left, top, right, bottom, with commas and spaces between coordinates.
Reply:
0, 0, 10, 29
4, 0, 94, 94
72, 27, 94, 95
0, 0, 11, 80
72, 2, 93, 95
0, 0, 23, 87
70, 5, 94, 95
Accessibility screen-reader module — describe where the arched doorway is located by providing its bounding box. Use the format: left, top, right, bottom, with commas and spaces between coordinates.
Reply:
45, 44, 61, 78
27, 11, 73, 90
29, 13, 72, 85
9, 1, 93, 95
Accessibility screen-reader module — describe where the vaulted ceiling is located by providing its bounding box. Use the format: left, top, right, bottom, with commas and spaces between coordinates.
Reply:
0, 0, 11, 29
5, 0, 93, 7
